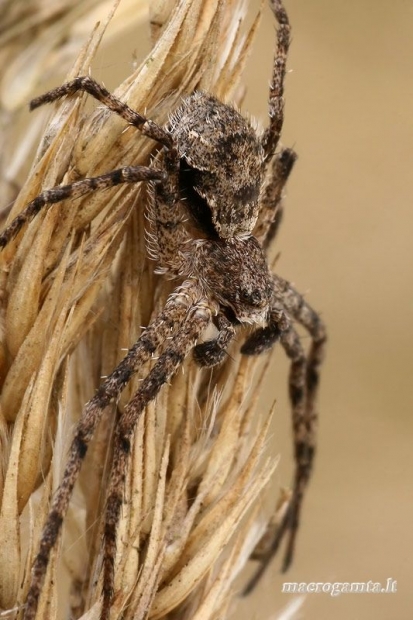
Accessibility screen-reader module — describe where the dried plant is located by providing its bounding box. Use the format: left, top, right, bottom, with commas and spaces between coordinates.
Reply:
0, 0, 324, 620
0, 0, 304, 618
0, 0, 148, 210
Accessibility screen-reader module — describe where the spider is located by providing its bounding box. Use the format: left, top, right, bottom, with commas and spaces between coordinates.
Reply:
0, 1, 326, 618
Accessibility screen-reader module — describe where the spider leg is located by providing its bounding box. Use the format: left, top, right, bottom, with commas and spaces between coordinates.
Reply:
146, 153, 189, 276
101, 296, 213, 620
30, 76, 172, 148
0, 167, 165, 248
276, 276, 327, 440
22, 282, 204, 620
193, 312, 236, 367
261, 0, 291, 162
253, 148, 297, 249
242, 321, 307, 594
241, 281, 326, 590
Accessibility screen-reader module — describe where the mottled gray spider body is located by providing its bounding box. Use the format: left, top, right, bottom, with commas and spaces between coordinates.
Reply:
0, 1, 326, 619
169, 91, 265, 238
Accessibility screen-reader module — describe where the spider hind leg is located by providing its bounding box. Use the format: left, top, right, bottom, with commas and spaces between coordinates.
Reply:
101, 295, 214, 619
0, 167, 165, 248
241, 281, 326, 588
30, 76, 172, 147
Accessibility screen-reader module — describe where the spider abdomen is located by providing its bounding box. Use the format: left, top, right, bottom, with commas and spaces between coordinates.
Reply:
168, 91, 265, 238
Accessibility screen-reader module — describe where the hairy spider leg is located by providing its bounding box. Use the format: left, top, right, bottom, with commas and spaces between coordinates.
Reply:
23, 284, 206, 620
101, 296, 213, 619
255, 148, 297, 250
242, 279, 326, 591
261, 0, 291, 162
0, 74, 191, 249
0, 167, 165, 248
30, 76, 173, 148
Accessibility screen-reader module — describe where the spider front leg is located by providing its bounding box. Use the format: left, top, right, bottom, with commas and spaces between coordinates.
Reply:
101, 295, 214, 620
22, 284, 206, 620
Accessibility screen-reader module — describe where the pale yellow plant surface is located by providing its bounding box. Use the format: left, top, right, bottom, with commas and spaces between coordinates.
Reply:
0, 0, 285, 618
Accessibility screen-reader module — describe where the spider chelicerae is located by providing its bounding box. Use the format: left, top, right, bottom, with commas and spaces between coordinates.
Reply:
0, 1, 326, 618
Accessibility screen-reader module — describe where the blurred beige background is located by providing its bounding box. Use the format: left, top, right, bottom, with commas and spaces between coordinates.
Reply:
242, 1, 413, 618
3, 0, 413, 618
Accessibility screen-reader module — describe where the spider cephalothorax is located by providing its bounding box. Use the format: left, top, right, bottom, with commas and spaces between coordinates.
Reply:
190, 236, 273, 323
0, 1, 326, 619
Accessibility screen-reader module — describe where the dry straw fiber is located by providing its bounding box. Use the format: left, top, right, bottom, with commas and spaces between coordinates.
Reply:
0, 0, 286, 618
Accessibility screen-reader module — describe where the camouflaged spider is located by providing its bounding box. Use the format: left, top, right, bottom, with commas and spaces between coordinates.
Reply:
0, 0, 326, 618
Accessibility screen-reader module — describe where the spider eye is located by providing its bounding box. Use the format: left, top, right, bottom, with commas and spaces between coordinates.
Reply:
239, 289, 264, 307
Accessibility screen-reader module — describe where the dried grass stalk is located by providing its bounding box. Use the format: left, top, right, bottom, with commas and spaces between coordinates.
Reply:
0, 0, 285, 618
